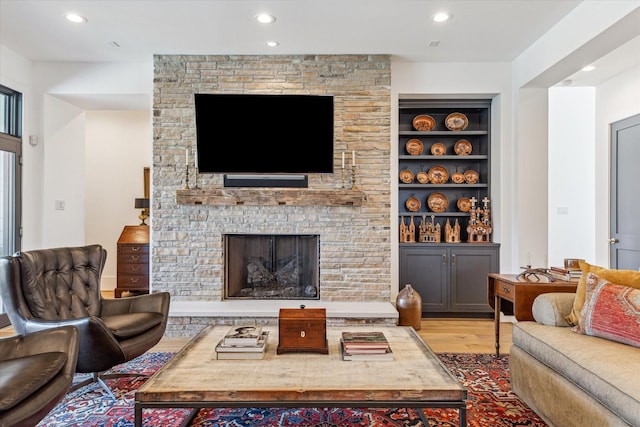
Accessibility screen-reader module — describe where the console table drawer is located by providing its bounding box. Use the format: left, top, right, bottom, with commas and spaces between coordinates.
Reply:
117, 275, 149, 288
495, 282, 515, 300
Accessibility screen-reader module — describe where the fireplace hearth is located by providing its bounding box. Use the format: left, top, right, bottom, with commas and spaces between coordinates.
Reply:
224, 234, 320, 300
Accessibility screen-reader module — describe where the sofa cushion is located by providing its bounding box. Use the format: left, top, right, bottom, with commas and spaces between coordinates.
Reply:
574, 273, 640, 348
566, 261, 640, 326
514, 321, 640, 425
101, 312, 164, 339
0, 352, 67, 411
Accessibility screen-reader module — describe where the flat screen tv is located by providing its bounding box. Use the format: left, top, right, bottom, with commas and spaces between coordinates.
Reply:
194, 93, 334, 174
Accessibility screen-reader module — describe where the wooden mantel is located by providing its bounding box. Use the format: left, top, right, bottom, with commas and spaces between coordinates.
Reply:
176, 188, 366, 207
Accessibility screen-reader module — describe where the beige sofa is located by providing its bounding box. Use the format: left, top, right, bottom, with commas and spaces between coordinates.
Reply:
510, 292, 640, 427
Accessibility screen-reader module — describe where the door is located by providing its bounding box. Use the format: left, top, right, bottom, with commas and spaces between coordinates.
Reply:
450, 245, 499, 312
610, 114, 640, 270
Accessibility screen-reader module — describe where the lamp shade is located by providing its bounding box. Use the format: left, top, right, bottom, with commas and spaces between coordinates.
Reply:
135, 198, 150, 209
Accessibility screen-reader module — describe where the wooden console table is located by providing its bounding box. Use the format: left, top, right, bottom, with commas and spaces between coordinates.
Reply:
487, 273, 577, 357
116, 225, 150, 298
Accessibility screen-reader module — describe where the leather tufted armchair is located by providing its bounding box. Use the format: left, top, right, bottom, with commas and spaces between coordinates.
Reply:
0, 244, 170, 399
0, 326, 79, 427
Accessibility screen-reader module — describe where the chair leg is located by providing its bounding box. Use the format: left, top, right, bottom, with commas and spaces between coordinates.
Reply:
70, 371, 149, 400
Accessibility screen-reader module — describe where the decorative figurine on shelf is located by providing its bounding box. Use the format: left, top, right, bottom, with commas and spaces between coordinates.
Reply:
467, 196, 493, 242
418, 215, 440, 243
444, 218, 461, 243
399, 216, 416, 243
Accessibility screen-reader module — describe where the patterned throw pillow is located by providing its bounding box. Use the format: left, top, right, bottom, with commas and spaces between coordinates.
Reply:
565, 260, 640, 326
573, 272, 640, 348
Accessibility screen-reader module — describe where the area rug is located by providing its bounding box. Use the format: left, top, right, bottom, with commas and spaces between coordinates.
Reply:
38, 352, 548, 427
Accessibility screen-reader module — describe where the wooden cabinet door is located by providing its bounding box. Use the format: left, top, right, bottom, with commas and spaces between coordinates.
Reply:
399, 247, 448, 312
450, 245, 499, 312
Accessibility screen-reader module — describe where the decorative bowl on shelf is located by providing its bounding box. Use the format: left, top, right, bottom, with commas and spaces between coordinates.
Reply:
427, 192, 449, 213
457, 197, 472, 212
412, 115, 436, 131
451, 171, 465, 184
445, 112, 469, 131
399, 169, 415, 184
430, 142, 446, 156
416, 171, 430, 184
463, 169, 479, 184
427, 165, 449, 184
405, 196, 421, 212
405, 139, 424, 155
454, 139, 472, 155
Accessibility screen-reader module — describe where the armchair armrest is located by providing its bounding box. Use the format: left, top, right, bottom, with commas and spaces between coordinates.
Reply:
0, 326, 79, 362
101, 291, 170, 317
532, 292, 576, 327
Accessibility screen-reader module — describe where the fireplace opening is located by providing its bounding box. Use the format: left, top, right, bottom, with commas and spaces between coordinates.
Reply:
224, 234, 320, 300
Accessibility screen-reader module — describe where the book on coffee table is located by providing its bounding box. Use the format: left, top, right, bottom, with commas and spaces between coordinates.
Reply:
222, 326, 263, 346
340, 339, 394, 361
341, 331, 390, 353
216, 331, 269, 359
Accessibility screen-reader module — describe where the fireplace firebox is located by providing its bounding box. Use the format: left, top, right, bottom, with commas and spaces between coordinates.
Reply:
224, 234, 320, 300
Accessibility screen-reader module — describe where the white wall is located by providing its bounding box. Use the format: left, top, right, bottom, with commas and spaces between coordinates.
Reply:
548, 87, 596, 267
85, 110, 151, 289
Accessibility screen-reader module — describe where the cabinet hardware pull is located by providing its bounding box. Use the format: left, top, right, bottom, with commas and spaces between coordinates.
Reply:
452, 254, 456, 265
442, 253, 447, 265
132, 247, 141, 251
608, 238, 619, 244
502, 286, 510, 293
131, 266, 140, 271
130, 278, 139, 283
300, 331, 306, 338
130, 255, 140, 261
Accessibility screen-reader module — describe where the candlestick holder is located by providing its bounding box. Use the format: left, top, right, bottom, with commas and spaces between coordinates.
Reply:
341, 167, 346, 189
350, 164, 357, 189
184, 164, 190, 190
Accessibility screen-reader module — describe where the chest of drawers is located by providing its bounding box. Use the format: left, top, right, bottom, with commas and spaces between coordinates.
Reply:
116, 225, 149, 298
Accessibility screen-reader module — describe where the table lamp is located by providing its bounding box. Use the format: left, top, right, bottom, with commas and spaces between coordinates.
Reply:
135, 198, 150, 225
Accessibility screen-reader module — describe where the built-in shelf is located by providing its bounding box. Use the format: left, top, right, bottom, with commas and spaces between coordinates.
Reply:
176, 188, 366, 207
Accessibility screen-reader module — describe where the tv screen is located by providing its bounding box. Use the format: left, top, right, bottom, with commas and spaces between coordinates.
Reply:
194, 93, 334, 174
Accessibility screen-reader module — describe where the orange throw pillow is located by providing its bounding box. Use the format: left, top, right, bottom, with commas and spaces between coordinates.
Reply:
573, 273, 640, 348
565, 261, 640, 326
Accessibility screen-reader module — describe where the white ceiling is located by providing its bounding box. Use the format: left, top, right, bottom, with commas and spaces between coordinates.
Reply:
1, 0, 639, 101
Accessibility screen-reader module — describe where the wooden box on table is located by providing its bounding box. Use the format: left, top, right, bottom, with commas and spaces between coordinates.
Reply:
277, 307, 328, 354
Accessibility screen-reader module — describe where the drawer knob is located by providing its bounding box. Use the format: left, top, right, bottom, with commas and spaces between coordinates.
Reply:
502, 286, 511, 293
300, 330, 306, 338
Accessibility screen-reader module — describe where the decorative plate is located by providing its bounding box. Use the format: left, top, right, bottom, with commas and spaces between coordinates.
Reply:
454, 139, 472, 155
457, 197, 472, 212
416, 171, 430, 184
405, 139, 424, 155
399, 169, 414, 184
445, 112, 469, 131
427, 165, 449, 184
412, 115, 436, 131
464, 169, 479, 184
427, 192, 449, 213
451, 171, 465, 184
430, 142, 446, 156
405, 196, 421, 212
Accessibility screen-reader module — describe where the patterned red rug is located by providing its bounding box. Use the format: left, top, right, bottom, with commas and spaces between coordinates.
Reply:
38, 352, 547, 426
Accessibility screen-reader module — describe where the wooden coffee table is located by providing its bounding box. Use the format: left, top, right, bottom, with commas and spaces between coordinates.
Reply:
135, 325, 467, 426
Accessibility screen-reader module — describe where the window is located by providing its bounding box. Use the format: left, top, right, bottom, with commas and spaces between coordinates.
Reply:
0, 84, 22, 327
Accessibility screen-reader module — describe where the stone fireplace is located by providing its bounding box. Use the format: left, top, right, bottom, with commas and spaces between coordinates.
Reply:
152, 54, 394, 336
224, 234, 320, 300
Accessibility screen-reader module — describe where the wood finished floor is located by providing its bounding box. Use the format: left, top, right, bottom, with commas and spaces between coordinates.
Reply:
0, 318, 512, 354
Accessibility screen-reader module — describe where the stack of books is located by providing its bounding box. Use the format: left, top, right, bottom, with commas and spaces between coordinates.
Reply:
215, 326, 269, 359
340, 331, 393, 361
548, 266, 582, 282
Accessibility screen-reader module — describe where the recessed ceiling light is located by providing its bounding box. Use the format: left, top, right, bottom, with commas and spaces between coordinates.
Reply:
582, 65, 596, 72
266, 41, 279, 47
256, 14, 276, 24
65, 13, 87, 23
432, 12, 451, 23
